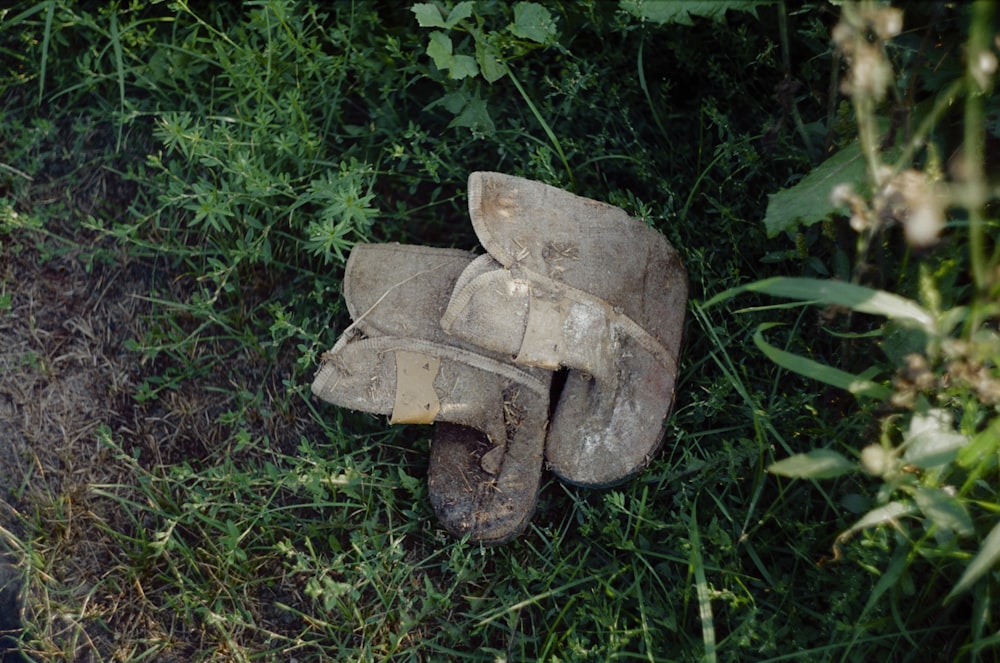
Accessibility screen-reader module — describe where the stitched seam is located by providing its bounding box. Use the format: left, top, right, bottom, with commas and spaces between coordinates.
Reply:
352, 336, 549, 396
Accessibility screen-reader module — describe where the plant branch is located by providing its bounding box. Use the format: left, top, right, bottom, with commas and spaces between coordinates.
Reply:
964, 0, 994, 321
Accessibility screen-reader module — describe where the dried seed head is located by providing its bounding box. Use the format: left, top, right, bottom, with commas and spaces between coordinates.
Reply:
830, 183, 857, 208
832, 5, 903, 102
876, 169, 945, 247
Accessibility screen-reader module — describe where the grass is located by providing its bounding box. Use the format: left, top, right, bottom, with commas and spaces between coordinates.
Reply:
0, 0, 996, 661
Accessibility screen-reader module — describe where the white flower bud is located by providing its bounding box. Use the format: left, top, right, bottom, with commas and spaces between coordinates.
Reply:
860, 444, 894, 477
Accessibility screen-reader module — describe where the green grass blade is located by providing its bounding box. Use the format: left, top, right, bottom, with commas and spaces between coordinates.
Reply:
504, 64, 575, 190
946, 520, 1000, 602
753, 323, 892, 399
109, 9, 125, 151
689, 502, 716, 663
838, 501, 918, 544
839, 545, 912, 663
38, 0, 55, 104
475, 574, 598, 627
707, 277, 935, 330
637, 36, 671, 145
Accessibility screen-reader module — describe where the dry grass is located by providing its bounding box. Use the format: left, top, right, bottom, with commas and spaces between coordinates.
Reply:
0, 160, 332, 659
0, 233, 153, 659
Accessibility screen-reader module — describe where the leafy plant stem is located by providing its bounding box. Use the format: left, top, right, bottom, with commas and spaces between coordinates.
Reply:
855, 101, 882, 189
843, 2, 890, 278
964, 0, 994, 331
853, 92, 882, 278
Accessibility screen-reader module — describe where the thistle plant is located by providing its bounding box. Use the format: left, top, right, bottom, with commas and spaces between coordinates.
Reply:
710, 0, 1000, 608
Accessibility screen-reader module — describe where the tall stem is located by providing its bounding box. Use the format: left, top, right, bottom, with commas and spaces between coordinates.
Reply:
964, 0, 994, 331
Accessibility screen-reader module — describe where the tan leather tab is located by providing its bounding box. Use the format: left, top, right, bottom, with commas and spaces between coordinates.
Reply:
390, 350, 442, 424
514, 294, 568, 370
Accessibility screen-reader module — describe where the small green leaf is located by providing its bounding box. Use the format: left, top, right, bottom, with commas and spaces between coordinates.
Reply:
397, 466, 421, 494
425, 31, 478, 79
753, 324, 892, 400
424, 90, 467, 114
426, 31, 454, 70
476, 38, 507, 83
913, 486, 974, 538
838, 501, 918, 543
446, 2, 475, 26
411, 3, 448, 28
510, 2, 557, 43
768, 449, 856, 479
947, 520, 1000, 601
412, 2, 474, 29
448, 54, 479, 80
880, 320, 930, 366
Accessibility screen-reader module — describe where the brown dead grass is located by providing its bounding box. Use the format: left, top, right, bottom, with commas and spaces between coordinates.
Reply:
0, 138, 329, 660
0, 229, 164, 659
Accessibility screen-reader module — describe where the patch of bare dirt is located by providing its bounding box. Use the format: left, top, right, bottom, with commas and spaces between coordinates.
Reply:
0, 151, 327, 659
0, 232, 155, 659
0, 246, 140, 503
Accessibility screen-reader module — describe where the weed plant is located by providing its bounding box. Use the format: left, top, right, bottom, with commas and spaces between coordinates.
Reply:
712, 1, 1000, 651
0, 1, 996, 661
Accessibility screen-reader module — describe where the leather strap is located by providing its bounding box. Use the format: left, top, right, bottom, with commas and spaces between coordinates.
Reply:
515, 267, 678, 377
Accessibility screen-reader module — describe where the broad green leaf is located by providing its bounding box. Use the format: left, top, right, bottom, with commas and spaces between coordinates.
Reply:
412, 2, 473, 29
913, 486, 974, 538
476, 39, 507, 83
411, 3, 449, 28
753, 323, 892, 400
902, 409, 969, 469
447, 54, 479, 80
764, 141, 867, 236
620, 0, 773, 25
946, 520, 1000, 601
880, 319, 930, 366
446, 2, 475, 26
707, 277, 935, 330
426, 32, 478, 79
838, 501, 918, 543
768, 449, 855, 479
426, 31, 454, 70
509, 2, 557, 43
